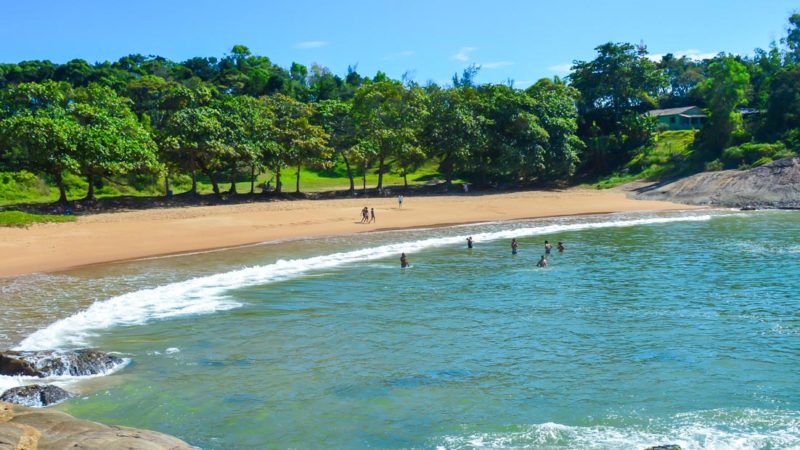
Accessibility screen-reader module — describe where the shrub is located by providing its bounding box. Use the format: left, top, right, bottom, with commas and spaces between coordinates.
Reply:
721, 142, 794, 169
705, 159, 724, 171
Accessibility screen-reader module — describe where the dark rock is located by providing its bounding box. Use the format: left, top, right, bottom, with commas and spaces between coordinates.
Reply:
0, 384, 71, 407
633, 156, 800, 208
644, 446, 681, 450
0, 349, 124, 378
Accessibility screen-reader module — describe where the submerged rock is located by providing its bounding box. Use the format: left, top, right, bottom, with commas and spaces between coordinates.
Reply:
0, 384, 70, 407
644, 446, 681, 450
633, 156, 800, 208
0, 349, 124, 377
0, 401, 194, 449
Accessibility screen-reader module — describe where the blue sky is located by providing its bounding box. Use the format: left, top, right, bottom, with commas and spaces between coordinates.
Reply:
1, 1, 797, 87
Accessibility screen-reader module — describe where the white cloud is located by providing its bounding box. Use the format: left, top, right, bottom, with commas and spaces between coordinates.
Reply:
647, 49, 719, 62
481, 61, 514, 69
548, 63, 573, 74
451, 47, 477, 62
384, 50, 415, 60
294, 41, 329, 49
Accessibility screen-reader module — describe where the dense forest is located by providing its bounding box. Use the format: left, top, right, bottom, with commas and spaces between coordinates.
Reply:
1, 14, 798, 204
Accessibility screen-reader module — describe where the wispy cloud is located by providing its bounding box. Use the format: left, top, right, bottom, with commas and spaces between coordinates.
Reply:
294, 41, 329, 49
451, 47, 477, 62
647, 49, 719, 62
383, 50, 415, 60
481, 61, 514, 69
548, 63, 573, 74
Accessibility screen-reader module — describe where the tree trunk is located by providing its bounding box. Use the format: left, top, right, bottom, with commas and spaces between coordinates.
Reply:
190, 169, 197, 194
164, 168, 171, 197
55, 170, 67, 204
362, 163, 367, 191
85, 173, 95, 201
198, 161, 220, 195
376, 154, 385, 190
250, 164, 256, 194
342, 153, 355, 193
403, 171, 408, 188
228, 163, 237, 194
295, 163, 301, 193
275, 166, 282, 193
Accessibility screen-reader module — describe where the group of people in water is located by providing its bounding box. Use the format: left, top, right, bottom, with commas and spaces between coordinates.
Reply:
400, 238, 565, 269
360, 207, 376, 223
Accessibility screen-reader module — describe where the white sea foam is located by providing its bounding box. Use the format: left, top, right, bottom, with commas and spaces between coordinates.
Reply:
0, 358, 130, 394
438, 408, 800, 449
16, 213, 714, 351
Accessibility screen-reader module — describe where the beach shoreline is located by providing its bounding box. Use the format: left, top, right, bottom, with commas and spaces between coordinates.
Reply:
2, 188, 699, 278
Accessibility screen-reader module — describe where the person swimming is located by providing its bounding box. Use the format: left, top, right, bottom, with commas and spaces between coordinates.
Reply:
400, 253, 409, 268
511, 239, 518, 255
467, 237, 473, 249
537, 255, 548, 267
557, 241, 565, 252
544, 240, 552, 255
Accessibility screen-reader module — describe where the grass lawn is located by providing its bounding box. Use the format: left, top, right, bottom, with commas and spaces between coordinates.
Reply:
592, 130, 698, 189
0, 210, 77, 227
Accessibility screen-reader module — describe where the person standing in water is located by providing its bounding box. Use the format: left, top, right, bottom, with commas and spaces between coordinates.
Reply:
544, 240, 552, 256
511, 239, 518, 255
557, 241, 566, 253
400, 253, 409, 268
467, 237, 473, 249
537, 255, 548, 267
370, 207, 376, 223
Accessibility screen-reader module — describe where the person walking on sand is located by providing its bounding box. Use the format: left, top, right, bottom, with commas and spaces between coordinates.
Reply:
398, 195, 404, 209
361, 206, 369, 223
537, 255, 548, 267
544, 240, 552, 256
511, 239, 518, 255
370, 207, 376, 223
400, 253, 409, 268
557, 241, 566, 253
466, 236, 473, 249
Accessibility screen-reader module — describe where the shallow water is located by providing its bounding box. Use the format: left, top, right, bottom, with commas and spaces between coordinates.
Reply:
2, 210, 799, 449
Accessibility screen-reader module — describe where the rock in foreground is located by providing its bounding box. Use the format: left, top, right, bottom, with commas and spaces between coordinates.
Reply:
0, 401, 193, 450
0, 384, 70, 408
0, 349, 124, 378
633, 156, 800, 208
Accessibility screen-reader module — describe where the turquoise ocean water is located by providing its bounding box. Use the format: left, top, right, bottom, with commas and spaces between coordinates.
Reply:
1, 210, 799, 449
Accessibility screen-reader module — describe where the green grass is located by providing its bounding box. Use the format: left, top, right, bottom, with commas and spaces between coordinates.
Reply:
592, 130, 698, 189
0, 210, 77, 227
0, 159, 454, 206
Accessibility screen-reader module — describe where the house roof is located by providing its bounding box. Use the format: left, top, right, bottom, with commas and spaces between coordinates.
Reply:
647, 106, 702, 117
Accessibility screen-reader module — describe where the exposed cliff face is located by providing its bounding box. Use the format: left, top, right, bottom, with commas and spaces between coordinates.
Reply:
0, 402, 194, 450
632, 157, 800, 208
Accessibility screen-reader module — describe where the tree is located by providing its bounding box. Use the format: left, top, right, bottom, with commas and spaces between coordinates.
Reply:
70, 84, 158, 200
316, 99, 358, 192
0, 81, 78, 202
164, 106, 228, 194
267, 94, 330, 193
422, 86, 487, 187
696, 56, 750, 155
352, 80, 426, 190
783, 13, 800, 64
526, 78, 583, 179
763, 64, 800, 144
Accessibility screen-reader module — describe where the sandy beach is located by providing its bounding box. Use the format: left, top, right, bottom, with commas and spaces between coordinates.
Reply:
1, 189, 697, 277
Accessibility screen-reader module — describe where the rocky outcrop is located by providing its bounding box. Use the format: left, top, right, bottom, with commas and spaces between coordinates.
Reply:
0, 401, 194, 449
0, 385, 70, 408
0, 349, 124, 378
632, 156, 800, 208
